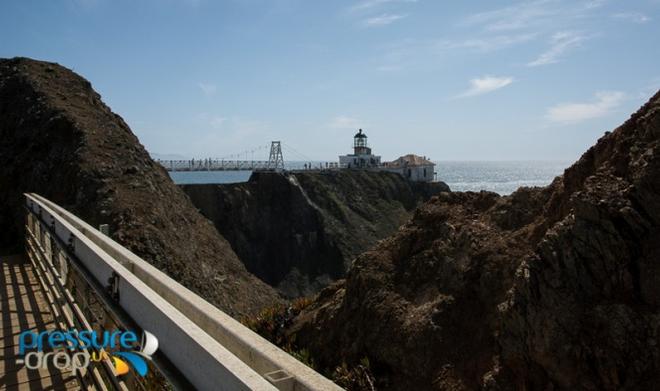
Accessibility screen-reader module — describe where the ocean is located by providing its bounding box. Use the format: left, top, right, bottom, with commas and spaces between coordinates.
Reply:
169, 160, 571, 195
436, 160, 570, 195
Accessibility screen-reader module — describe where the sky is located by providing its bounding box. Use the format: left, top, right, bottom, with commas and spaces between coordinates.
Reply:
1, 0, 659, 162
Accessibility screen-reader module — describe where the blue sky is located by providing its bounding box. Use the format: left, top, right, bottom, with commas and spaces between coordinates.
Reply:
1, 0, 659, 161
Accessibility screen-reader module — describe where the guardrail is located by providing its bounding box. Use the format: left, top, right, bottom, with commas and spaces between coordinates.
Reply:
25, 193, 343, 391
25, 201, 132, 390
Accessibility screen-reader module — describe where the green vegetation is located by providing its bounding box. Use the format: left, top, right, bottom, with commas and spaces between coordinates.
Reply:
242, 298, 377, 391
332, 358, 377, 391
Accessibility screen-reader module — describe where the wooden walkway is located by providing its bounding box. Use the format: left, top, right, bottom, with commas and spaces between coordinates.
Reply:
1, 254, 79, 390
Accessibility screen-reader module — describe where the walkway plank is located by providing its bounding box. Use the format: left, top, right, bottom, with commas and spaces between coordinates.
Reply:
0, 254, 80, 391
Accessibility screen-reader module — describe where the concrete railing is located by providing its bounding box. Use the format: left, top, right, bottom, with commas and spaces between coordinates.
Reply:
26, 193, 342, 391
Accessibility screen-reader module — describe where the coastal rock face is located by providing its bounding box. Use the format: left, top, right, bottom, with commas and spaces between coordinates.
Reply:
288, 90, 660, 390
182, 171, 449, 297
499, 90, 660, 390
0, 57, 281, 317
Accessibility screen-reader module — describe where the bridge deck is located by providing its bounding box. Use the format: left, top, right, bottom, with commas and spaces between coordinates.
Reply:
0, 254, 79, 390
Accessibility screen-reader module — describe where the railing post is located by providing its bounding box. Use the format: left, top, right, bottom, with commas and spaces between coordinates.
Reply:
99, 224, 110, 237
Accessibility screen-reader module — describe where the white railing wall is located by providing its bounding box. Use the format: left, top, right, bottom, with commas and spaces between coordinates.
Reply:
26, 193, 342, 391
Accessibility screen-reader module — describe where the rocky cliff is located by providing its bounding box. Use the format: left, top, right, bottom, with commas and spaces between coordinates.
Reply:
286, 90, 660, 390
0, 57, 281, 317
182, 170, 449, 297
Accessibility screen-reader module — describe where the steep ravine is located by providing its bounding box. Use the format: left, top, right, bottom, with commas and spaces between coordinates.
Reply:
182, 170, 449, 297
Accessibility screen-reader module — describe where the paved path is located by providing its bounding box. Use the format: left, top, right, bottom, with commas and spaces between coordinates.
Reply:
0, 254, 79, 390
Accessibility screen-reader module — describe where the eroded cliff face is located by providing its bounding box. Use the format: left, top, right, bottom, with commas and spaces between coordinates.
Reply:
0, 57, 281, 317
287, 90, 660, 390
498, 90, 660, 390
182, 170, 449, 297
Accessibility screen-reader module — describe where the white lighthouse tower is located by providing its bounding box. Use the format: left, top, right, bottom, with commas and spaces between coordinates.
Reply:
339, 129, 381, 168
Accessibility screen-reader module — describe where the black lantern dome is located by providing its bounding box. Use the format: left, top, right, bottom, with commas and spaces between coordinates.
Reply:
353, 129, 370, 154
354, 129, 367, 139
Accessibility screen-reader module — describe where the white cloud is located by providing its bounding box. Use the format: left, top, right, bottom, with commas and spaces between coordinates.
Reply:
582, 0, 607, 10
457, 76, 514, 98
197, 82, 217, 96
461, 1, 605, 68
463, 0, 557, 32
612, 12, 650, 24
375, 33, 535, 72
439, 33, 536, 52
210, 116, 227, 129
328, 115, 362, 129
363, 13, 407, 27
545, 91, 626, 123
350, 0, 417, 12
528, 31, 587, 66
463, 1, 608, 33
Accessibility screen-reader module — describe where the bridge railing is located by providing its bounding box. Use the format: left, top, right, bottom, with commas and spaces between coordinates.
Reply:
25, 193, 343, 391
25, 200, 134, 391
156, 159, 345, 172
157, 159, 273, 171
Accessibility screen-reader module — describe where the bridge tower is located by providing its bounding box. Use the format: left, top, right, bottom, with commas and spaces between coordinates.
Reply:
267, 141, 284, 171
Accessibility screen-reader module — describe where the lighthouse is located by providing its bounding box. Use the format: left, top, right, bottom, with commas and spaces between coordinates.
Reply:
339, 129, 382, 168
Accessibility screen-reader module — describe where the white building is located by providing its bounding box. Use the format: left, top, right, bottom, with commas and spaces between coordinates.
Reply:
338, 129, 435, 182
382, 154, 435, 182
339, 129, 381, 168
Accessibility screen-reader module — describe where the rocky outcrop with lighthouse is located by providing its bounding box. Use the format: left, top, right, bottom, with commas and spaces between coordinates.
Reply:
281, 90, 660, 390
182, 170, 449, 298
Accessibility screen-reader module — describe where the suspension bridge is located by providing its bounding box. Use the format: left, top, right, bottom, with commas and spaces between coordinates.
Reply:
156, 141, 341, 172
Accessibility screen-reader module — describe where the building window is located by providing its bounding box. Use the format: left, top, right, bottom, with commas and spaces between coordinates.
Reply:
423, 168, 427, 177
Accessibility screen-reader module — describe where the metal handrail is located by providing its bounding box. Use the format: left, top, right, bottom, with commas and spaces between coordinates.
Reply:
25, 213, 125, 390
25, 194, 281, 390
25, 193, 343, 391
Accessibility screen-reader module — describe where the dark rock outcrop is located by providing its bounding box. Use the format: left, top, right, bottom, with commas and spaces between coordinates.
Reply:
498, 90, 660, 390
287, 90, 660, 390
0, 57, 281, 317
182, 170, 449, 297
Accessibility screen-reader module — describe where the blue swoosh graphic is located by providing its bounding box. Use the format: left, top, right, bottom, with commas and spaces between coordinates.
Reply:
114, 352, 148, 376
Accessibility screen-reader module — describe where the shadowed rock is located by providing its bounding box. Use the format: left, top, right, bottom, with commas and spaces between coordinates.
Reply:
288, 90, 660, 390
182, 170, 449, 297
0, 57, 281, 317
